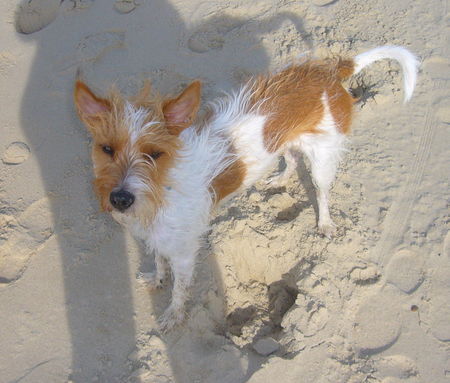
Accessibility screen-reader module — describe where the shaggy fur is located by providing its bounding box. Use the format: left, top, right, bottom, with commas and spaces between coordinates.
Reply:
74, 46, 418, 331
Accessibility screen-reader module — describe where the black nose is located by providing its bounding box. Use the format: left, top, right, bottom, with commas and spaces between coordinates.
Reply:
110, 190, 135, 211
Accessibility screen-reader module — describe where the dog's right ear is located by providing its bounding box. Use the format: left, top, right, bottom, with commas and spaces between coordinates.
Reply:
74, 80, 111, 124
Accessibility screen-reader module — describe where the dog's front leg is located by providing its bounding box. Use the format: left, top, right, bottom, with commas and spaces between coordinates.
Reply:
138, 251, 167, 290
158, 252, 196, 332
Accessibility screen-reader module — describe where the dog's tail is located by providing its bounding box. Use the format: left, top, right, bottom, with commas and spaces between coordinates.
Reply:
338, 46, 419, 103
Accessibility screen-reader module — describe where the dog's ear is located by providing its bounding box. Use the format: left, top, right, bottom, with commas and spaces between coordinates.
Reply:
163, 81, 201, 135
74, 80, 111, 123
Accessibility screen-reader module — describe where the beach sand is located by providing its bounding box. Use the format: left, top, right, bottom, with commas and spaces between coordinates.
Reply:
1, 0, 449, 382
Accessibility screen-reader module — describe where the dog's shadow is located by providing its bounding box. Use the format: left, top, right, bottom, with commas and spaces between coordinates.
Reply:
14, 1, 311, 381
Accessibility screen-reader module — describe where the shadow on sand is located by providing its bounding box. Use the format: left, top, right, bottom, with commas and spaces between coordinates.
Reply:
15, 1, 311, 381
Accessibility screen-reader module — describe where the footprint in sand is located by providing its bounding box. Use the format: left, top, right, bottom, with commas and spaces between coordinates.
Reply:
374, 354, 418, 380
352, 287, 402, 356
15, 0, 101, 35
187, 17, 244, 53
114, 0, 137, 14
2, 141, 30, 165
385, 249, 424, 294
15, 0, 62, 34
0, 198, 54, 284
312, 0, 337, 5
281, 277, 336, 340
350, 264, 381, 285
54, 30, 125, 72
284, 294, 329, 337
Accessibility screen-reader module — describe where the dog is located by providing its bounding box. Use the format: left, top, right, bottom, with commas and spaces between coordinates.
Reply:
74, 46, 418, 331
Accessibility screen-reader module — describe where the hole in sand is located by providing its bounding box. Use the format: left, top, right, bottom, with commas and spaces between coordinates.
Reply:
226, 306, 258, 336
276, 201, 309, 222
268, 280, 298, 327
225, 280, 298, 340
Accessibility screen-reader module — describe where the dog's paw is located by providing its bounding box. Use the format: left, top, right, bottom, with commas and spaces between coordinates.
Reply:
158, 306, 186, 333
318, 222, 337, 239
137, 272, 163, 290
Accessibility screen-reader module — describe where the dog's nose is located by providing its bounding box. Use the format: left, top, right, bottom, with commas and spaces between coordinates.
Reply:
110, 190, 135, 211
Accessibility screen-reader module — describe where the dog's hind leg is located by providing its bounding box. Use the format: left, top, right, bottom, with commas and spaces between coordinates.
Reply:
299, 132, 346, 238
267, 148, 299, 187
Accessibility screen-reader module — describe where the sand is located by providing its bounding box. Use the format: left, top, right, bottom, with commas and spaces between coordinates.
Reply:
0, 0, 449, 382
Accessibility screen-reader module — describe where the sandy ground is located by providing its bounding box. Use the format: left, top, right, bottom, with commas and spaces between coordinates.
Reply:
1, 0, 449, 382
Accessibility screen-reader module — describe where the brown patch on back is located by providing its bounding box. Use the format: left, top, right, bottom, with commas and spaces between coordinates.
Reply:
251, 58, 355, 152
330, 59, 355, 134
211, 158, 246, 203
327, 80, 354, 135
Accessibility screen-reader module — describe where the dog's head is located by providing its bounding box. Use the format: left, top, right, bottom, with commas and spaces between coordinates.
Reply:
74, 79, 201, 224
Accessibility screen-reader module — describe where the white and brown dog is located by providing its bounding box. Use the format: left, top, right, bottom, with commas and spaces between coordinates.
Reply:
74, 46, 418, 331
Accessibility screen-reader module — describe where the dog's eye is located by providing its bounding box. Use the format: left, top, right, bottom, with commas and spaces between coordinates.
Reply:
102, 145, 114, 156
149, 151, 163, 160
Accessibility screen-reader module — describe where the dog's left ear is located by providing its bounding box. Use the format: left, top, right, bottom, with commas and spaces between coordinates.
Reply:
163, 81, 201, 135
74, 80, 111, 124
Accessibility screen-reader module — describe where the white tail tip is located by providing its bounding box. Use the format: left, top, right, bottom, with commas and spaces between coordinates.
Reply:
354, 46, 419, 103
